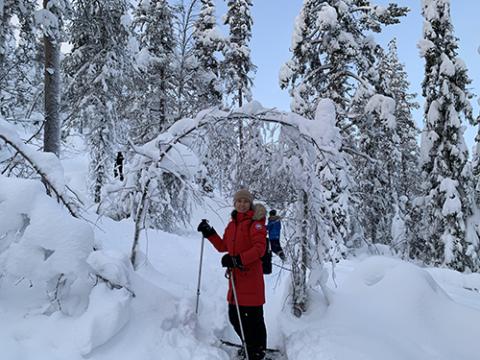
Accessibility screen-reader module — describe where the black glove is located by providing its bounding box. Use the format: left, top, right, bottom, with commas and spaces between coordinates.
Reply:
197, 219, 216, 237
221, 254, 243, 269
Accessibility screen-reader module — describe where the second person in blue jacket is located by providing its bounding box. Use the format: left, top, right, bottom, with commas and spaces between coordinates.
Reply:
267, 210, 286, 261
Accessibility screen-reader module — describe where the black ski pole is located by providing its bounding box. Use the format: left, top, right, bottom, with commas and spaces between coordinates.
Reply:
228, 269, 250, 360
195, 223, 207, 315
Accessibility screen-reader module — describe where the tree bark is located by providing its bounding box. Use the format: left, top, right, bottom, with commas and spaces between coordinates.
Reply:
43, 0, 61, 157
131, 178, 151, 268
292, 190, 309, 317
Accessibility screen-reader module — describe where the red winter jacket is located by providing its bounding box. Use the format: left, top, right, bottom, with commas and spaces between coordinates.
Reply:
207, 208, 267, 306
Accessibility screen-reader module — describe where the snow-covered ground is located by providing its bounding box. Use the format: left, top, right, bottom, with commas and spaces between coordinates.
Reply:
1, 144, 480, 360
2, 199, 480, 359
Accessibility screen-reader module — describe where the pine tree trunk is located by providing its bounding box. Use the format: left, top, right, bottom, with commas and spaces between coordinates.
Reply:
43, 0, 61, 156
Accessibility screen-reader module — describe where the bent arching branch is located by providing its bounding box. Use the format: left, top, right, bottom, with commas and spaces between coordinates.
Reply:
0, 134, 78, 218
128, 108, 344, 268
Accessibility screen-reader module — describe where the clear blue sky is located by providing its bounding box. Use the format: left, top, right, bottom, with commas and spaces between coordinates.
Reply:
216, 0, 480, 149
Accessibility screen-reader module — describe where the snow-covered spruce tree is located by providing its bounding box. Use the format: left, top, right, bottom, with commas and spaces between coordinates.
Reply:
223, 0, 255, 108
352, 40, 420, 251
350, 85, 398, 247
0, 1, 19, 119
64, 0, 133, 203
192, 0, 223, 110
0, 2, 46, 177
281, 0, 407, 252
0, 1, 41, 124
280, 0, 408, 120
131, 0, 176, 144
412, 0, 479, 271
472, 126, 480, 208
380, 39, 421, 254
222, 0, 256, 186
471, 89, 480, 207
383, 39, 420, 197
171, 0, 202, 121
39, 0, 70, 156
240, 124, 296, 208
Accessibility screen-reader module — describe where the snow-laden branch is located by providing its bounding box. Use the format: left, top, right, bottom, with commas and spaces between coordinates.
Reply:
0, 119, 78, 218
127, 101, 347, 267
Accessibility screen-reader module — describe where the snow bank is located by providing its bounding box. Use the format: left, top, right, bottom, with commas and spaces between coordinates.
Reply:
76, 283, 132, 356
281, 256, 480, 360
87, 249, 133, 288
0, 175, 94, 315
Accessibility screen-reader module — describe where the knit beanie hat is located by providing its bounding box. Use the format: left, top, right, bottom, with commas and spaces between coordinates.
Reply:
233, 189, 254, 204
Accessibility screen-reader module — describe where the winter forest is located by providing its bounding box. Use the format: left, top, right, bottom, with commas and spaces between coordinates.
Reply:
1, 0, 480, 359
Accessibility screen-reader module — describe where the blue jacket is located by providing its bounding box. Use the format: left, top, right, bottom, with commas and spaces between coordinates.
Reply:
267, 216, 281, 240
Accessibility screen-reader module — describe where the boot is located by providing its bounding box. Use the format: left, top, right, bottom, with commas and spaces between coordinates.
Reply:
236, 347, 246, 359
248, 346, 266, 360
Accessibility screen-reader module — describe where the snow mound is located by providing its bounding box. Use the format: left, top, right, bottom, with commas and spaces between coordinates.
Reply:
76, 283, 131, 356
0, 175, 94, 315
87, 249, 133, 288
283, 256, 480, 360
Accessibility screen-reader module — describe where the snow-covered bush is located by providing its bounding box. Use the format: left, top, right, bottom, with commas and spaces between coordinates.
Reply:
0, 174, 94, 315
100, 128, 202, 233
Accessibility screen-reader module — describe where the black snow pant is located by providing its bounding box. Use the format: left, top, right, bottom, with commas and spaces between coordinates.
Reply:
269, 239, 285, 260
228, 304, 267, 359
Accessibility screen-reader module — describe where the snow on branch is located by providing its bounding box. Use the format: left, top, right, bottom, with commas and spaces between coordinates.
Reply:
0, 118, 78, 218
127, 102, 342, 267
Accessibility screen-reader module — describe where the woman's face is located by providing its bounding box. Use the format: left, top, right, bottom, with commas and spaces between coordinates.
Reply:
235, 198, 251, 213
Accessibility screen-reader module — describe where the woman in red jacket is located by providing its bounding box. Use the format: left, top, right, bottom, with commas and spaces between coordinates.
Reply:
198, 189, 267, 360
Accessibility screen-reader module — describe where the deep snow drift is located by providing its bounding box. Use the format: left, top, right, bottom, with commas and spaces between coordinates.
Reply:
0, 137, 479, 359
1, 188, 480, 359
